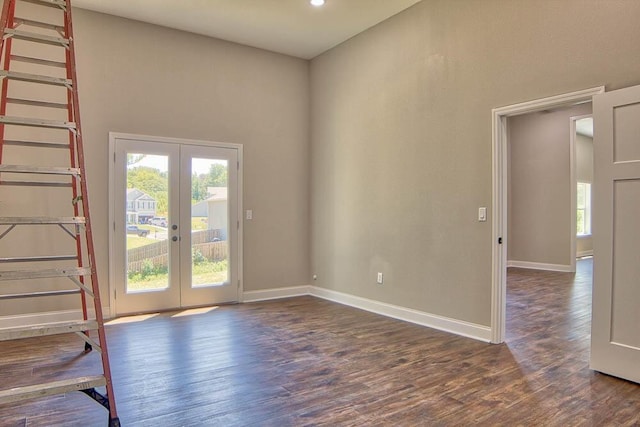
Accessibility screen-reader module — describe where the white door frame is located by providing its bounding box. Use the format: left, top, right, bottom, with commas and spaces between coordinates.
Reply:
490, 86, 604, 344
108, 132, 244, 315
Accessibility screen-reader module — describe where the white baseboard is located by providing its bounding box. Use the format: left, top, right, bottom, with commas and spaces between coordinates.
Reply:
507, 260, 573, 272
1, 287, 491, 344
0, 307, 111, 330
577, 250, 593, 258
242, 285, 311, 303
309, 286, 491, 343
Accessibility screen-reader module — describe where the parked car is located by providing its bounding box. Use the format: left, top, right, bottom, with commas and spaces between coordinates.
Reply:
150, 217, 167, 227
126, 225, 149, 237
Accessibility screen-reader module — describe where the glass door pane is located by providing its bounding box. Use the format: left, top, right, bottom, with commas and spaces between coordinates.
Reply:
125, 153, 171, 293
190, 158, 230, 288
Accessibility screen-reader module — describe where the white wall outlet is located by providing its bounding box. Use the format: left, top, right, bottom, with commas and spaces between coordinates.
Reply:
377, 272, 384, 284
246, 210, 253, 220
313, 274, 317, 280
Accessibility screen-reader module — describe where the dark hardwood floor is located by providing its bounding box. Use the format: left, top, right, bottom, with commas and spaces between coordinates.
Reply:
1, 258, 639, 426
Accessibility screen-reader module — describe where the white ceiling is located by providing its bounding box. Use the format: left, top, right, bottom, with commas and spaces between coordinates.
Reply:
72, 0, 423, 59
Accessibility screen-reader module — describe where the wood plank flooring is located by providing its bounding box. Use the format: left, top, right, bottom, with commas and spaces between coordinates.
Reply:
1, 258, 639, 426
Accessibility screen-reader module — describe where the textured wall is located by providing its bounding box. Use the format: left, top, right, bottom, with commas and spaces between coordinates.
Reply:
0, 8, 311, 316
310, 0, 640, 326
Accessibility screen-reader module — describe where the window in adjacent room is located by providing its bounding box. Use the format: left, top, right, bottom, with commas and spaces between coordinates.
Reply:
577, 182, 591, 236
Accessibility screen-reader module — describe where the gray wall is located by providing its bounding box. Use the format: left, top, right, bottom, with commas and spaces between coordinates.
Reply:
310, 0, 640, 326
74, 11, 312, 295
0, 8, 311, 316
507, 103, 591, 266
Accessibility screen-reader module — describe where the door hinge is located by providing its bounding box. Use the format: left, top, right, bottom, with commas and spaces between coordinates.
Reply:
237, 280, 240, 289
113, 152, 116, 162
498, 237, 503, 244
114, 289, 117, 300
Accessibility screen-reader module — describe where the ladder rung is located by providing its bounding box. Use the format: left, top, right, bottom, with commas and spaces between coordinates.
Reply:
10, 54, 66, 68
0, 180, 71, 187
0, 255, 78, 263
0, 216, 85, 225
17, 0, 67, 11
1, 139, 70, 149
7, 97, 68, 109
0, 267, 92, 281
3, 28, 69, 47
0, 289, 80, 300
0, 70, 72, 87
0, 165, 80, 176
0, 376, 106, 405
13, 17, 64, 32
0, 116, 76, 130
0, 320, 98, 341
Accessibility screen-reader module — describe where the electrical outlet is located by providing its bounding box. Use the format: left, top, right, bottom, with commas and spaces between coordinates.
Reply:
377, 272, 383, 284
313, 274, 317, 280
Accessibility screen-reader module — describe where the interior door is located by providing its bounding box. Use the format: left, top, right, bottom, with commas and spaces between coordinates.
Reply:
591, 84, 640, 384
111, 136, 240, 315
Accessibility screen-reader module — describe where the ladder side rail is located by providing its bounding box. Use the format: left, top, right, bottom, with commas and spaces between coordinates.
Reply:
65, 60, 88, 324
0, 0, 16, 163
65, 1, 119, 422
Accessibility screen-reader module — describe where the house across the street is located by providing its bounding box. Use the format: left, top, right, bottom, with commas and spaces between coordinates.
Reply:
126, 188, 156, 224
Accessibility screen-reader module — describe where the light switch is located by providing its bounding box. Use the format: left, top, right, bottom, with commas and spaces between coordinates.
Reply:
478, 207, 487, 222
246, 210, 253, 220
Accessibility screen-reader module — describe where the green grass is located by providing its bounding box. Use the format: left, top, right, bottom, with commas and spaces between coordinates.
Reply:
127, 259, 227, 292
126, 236, 152, 249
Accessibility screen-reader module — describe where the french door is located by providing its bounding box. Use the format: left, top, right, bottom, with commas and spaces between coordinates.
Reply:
110, 134, 241, 315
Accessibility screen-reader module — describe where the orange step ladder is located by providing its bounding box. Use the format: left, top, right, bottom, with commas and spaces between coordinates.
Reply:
0, 0, 119, 425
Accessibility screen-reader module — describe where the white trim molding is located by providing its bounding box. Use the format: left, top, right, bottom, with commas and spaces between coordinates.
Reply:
242, 285, 311, 303
491, 86, 605, 344
310, 287, 491, 343
242, 285, 491, 342
507, 260, 573, 272
0, 307, 112, 330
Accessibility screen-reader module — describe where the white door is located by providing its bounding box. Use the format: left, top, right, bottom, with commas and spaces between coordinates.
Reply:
591, 84, 640, 384
111, 136, 240, 315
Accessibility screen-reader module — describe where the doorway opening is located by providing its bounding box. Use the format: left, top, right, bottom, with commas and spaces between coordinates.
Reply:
490, 86, 604, 343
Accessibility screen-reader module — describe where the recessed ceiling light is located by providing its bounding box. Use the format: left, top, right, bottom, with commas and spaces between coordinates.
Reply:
310, 0, 325, 6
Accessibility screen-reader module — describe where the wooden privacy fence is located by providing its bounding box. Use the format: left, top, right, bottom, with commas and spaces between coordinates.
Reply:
127, 229, 225, 273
